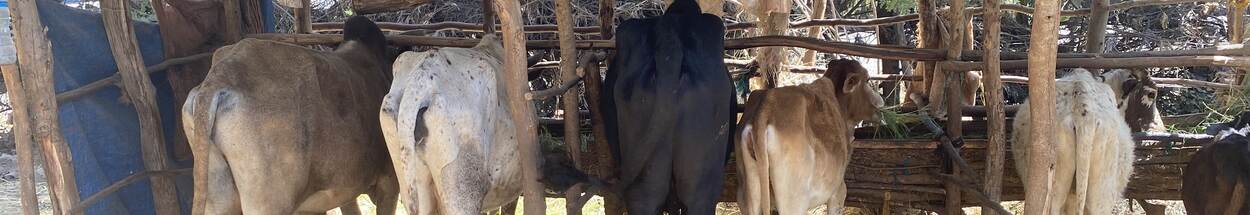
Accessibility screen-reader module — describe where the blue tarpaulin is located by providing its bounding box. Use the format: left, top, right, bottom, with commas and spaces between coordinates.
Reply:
33, 0, 274, 214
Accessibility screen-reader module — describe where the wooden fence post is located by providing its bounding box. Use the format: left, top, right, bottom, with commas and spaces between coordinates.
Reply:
801, 0, 828, 65
556, 0, 580, 168
979, 0, 1007, 213
909, 0, 939, 106
1024, 0, 1062, 214
493, 0, 546, 213
941, 0, 966, 214
98, 0, 181, 214
9, 0, 80, 213
3, 64, 40, 215
223, 0, 243, 42
294, 0, 312, 34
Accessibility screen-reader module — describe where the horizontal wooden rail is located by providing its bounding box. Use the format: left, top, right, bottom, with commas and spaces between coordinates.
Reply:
55, 52, 214, 103
961, 44, 1250, 61
247, 34, 948, 61
940, 56, 1250, 72
314, 0, 1221, 34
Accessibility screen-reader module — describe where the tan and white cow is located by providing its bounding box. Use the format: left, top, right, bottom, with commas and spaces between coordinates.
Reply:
378, 34, 526, 214
736, 59, 884, 215
181, 16, 398, 215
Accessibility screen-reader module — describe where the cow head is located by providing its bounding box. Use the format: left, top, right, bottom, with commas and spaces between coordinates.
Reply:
1101, 69, 1164, 132
824, 59, 885, 123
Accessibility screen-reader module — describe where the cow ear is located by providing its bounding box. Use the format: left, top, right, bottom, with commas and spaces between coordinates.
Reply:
843, 72, 867, 93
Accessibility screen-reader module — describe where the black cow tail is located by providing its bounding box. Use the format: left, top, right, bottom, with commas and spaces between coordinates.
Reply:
342, 16, 387, 57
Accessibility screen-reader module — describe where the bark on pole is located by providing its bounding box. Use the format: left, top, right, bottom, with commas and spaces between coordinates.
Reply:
9, 0, 80, 213
910, 0, 940, 106
801, 0, 829, 65
223, 0, 244, 42
98, 0, 181, 214
1086, 0, 1110, 75
482, 0, 495, 35
556, 0, 582, 172
493, 0, 546, 213
295, 0, 312, 34
1024, 0, 1062, 213
748, 0, 791, 90
3, 64, 40, 215
979, 0, 1006, 213
598, 0, 615, 39
942, 0, 966, 214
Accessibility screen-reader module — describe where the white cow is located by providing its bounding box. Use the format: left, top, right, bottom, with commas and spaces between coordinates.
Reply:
1012, 69, 1136, 215
378, 34, 525, 214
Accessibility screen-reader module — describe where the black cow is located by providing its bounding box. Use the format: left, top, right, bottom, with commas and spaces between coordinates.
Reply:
601, 0, 736, 213
1183, 111, 1250, 215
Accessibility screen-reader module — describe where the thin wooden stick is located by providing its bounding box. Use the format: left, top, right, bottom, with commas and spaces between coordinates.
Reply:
10, 0, 80, 212
800, 0, 828, 65
529, 77, 583, 99
67, 169, 192, 215
55, 52, 213, 103
99, 0, 180, 213
3, 64, 40, 215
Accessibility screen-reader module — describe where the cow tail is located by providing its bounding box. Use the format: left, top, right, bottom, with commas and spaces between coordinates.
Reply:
1071, 82, 1099, 212
183, 87, 232, 215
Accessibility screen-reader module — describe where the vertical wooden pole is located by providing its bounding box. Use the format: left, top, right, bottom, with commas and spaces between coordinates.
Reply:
1232, 4, 1245, 44
800, 0, 828, 65
223, 0, 244, 42
482, 0, 495, 35
877, 3, 902, 105
979, 0, 1006, 213
910, 0, 939, 106
242, 0, 265, 34
9, 0, 80, 213
1025, 0, 1062, 214
98, 0, 181, 214
3, 64, 40, 215
749, 0, 790, 90
294, 0, 312, 34
941, 0, 965, 214
494, 0, 546, 213
1085, 0, 1110, 74
598, 0, 615, 39
556, 0, 582, 171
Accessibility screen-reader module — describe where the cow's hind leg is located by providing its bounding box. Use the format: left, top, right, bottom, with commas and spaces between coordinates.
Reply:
624, 148, 674, 215
369, 173, 399, 215
333, 201, 361, 215
671, 129, 730, 215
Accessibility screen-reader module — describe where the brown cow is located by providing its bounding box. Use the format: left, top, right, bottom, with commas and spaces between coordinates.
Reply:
1182, 112, 1250, 215
181, 16, 398, 215
736, 59, 884, 215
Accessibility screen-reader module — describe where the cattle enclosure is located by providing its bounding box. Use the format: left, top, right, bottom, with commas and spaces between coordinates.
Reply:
2, 0, 1248, 214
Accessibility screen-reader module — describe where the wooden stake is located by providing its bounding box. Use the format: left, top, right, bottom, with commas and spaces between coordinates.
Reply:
3, 64, 40, 215
1024, 0, 1062, 213
223, 0, 243, 42
9, 0, 80, 213
910, 0, 940, 106
555, 0, 582, 173
493, 0, 546, 213
482, 0, 495, 35
941, 0, 966, 213
980, 0, 1007, 214
294, 0, 312, 34
98, 0, 180, 214
598, 0, 615, 39
800, 0, 828, 65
